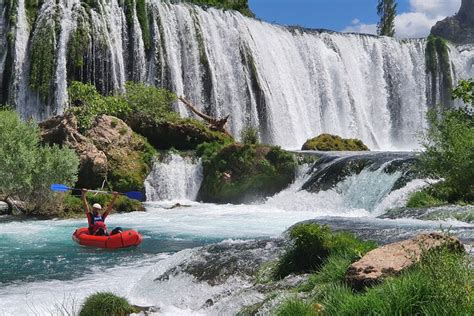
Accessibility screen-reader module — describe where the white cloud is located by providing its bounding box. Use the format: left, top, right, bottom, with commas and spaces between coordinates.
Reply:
342, 22, 377, 35
342, 0, 462, 38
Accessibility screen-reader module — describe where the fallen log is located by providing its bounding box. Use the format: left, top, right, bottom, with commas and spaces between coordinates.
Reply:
178, 96, 231, 136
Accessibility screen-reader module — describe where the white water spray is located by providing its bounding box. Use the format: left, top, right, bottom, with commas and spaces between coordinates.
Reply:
145, 154, 203, 201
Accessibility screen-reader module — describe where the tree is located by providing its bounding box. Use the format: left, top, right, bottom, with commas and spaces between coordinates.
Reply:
0, 110, 79, 214
419, 80, 474, 202
377, 0, 397, 37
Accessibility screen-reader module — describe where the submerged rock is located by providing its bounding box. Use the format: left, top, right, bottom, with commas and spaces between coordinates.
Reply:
345, 233, 464, 290
431, 0, 474, 44
301, 133, 369, 151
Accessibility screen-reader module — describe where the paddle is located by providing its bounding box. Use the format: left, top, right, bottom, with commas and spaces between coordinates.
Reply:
50, 184, 144, 201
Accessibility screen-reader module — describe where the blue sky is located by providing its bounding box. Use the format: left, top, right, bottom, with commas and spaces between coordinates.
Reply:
248, 0, 461, 38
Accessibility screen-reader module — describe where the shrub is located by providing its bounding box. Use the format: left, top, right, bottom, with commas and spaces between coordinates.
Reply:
301, 134, 369, 151
240, 125, 259, 145
274, 223, 376, 279
417, 80, 474, 203
406, 189, 445, 208
79, 292, 137, 316
0, 110, 79, 215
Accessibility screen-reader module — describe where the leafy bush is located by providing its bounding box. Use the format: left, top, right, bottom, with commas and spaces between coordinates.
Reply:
0, 110, 79, 215
315, 248, 474, 315
79, 292, 137, 316
419, 108, 473, 202
240, 126, 259, 145
406, 189, 445, 208
274, 223, 376, 279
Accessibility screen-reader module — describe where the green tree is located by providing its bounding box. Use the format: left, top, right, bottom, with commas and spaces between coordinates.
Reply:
377, 0, 397, 37
419, 79, 474, 202
0, 110, 79, 214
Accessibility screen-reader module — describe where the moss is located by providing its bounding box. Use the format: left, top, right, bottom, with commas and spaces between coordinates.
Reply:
301, 134, 369, 151
25, 0, 43, 26
426, 35, 453, 107
198, 143, 296, 203
67, 16, 90, 71
29, 18, 57, 102
107, 132, 156, 193
80, 292, 139, 316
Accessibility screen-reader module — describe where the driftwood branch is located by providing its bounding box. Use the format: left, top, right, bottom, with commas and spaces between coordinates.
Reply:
178, 96, 231, 136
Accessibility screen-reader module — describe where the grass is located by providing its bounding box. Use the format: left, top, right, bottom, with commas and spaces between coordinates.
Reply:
79, 292, 138, 316
280, 247, 474, 316
273, 224, 376, 280
406, 190, 445, 208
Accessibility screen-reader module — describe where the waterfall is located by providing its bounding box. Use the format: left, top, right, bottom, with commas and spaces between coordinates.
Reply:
2, 1, 474, 149
144, 154, 203, 201
0, 0, 7, 92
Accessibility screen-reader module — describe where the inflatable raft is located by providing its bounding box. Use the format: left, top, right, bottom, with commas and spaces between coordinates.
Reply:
72, 227, 142, 249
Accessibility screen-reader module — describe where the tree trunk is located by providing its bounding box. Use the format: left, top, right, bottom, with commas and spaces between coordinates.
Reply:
178, 96, 231, 136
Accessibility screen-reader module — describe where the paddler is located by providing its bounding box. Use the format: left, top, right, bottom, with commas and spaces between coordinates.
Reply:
81, 189, 120, 236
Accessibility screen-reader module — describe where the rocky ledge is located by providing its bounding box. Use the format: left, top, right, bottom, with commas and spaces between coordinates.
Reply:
431, 0, 474, 44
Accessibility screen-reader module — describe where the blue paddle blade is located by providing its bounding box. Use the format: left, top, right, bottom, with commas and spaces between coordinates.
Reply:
50, 183, 71, 192
125, 191, 144, 201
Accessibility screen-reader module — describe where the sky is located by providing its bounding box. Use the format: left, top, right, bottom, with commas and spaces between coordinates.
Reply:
248, 0, 462, 38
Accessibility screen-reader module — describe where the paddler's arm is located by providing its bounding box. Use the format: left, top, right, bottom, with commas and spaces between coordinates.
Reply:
103, 192, 119, 219
81, 189, 90, 215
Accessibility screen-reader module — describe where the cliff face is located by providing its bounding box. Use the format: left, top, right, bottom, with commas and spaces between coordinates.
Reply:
431, 0, 474, 44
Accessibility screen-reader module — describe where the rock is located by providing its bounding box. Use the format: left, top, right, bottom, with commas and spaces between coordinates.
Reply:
346, 233, 464, 290
40, 114, 155, 191
198, 144, 296, 203
431, 0, 474, 44
39, 113, 108, 189
0, 201, 8, 212
126, 113, 232, 150
301, 134, 369, 151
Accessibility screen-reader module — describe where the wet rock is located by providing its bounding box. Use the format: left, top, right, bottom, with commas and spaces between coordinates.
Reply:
379, 205, 474, 223
431, 0, 474, 44
346, 233, 464, 290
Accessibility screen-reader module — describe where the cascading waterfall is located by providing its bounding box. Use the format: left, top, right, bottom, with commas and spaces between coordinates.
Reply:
0, 0, 7, 91
144, 153, 203, 201
1, 1, 474, 149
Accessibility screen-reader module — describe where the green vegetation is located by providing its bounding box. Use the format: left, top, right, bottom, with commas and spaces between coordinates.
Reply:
408, 79, 473, 207
198, 143, 296, 203
240, 125, 259, 145
123, 0, 151, 50
274, 223, 376, 279
302, 134, 369, 151
79, 292, 138, 316
67, 16, 90, 71
187, 0, 254, 17
29, 19, 57, 102
377, 0, 397, 37
63, 192, 144, 216
0, 110, 79, 215
276, 298, 319, 316
426, 36, 453, 106
25, 0, 44, 26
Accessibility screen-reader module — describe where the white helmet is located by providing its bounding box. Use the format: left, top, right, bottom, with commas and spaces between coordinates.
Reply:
92, 203, 102, 210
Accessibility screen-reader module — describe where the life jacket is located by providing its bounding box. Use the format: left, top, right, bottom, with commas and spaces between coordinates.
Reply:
89, 213, 108, 235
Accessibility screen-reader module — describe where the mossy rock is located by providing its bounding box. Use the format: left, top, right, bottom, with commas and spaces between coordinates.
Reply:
126, 113, 232, 150
79, 292, 138, 316
301, 133, 369, 151
85, 115, 156, 192
198, 143, 296, 203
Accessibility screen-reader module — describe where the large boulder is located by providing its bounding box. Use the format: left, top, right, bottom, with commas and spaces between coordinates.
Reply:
431, 0, 474, 44
301, 134, 369, 151
40, 114, 155, 191
345, 233, 464, 290
39, 113, 107, 189
198, 144, 297, 203
126, 113, 232, 150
